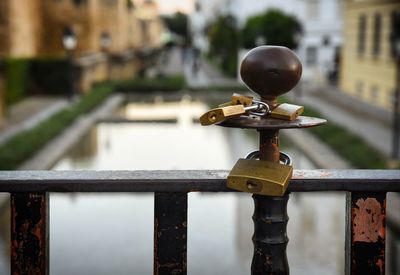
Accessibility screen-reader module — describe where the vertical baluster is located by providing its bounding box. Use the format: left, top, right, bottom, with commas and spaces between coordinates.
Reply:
154, 192, 187, 275
251, 130, 290, 275
345, 192, 386, 275
11, 192, 49, 275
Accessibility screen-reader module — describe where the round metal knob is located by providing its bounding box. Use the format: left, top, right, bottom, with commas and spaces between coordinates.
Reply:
240, 46, 302, 101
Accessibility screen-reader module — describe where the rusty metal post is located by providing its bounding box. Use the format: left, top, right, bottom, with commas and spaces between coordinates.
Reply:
252, 193, 289, 274
251, 123, 290, 274
345, 192, 386, 275
11, 192, 49, 275
219, 46, 326, 275
154, 192, 187, 275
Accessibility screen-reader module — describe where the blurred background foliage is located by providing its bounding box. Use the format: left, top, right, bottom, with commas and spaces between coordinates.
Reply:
162, 12, 191, 45
205, 9, 302, 77
207, 14, 240, 77
241, 9, 302, 49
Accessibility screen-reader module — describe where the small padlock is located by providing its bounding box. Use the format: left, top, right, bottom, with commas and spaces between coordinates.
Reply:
200, 104, 260, 126
200, 105, 246, 125
270, 103, 304, 121
227, 158, 292, 196
231, 93, 253, 106
218, 93, 254, 107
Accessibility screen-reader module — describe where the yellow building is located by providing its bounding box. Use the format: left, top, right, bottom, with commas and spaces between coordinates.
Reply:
0, 0, 163, 57
0, 0, 164, 99
340, 0, 400, 110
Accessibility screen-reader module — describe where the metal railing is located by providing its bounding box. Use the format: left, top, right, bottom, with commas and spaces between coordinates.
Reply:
1, 169, 400, 275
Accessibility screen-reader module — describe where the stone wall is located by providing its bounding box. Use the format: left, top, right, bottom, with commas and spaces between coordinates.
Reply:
8, 0, 42, 57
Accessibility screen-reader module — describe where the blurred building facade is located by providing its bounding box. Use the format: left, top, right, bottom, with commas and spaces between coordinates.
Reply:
340, 0, 399, 110
296, 0, 343, 86
190, 0, 342, 85
0, 0, 164, 91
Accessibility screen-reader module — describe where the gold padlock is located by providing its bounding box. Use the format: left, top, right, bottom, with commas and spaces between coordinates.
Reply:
270, 103, 304, 121
200, 105, 246, 125
231, 93, 253, 106
218, 93, 254, 107
200, 103, 261, 126
227, 158, 292, 196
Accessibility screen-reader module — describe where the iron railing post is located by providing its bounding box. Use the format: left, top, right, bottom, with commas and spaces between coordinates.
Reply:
251, 129, 289, 274
11, 192, 49, 275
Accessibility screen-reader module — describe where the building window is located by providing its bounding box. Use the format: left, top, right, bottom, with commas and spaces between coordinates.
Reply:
322, 35, 331, 46
372, 13, 381, 56
391, 11, 400, 58
100, 0, 117, 6
356, 81, 364, 96
306, 46, 318, 66
306, 0, 319, 20
126, 0, 135, 9
389, 89, 395, 107
72, 0, 87, 6
371, 85, 379, 100
195, 1, 201, 12
358, 14, 367, 55
0, 1, 8, 24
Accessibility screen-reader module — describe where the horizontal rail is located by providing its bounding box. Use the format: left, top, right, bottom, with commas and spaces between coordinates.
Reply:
0, 170, 399, 192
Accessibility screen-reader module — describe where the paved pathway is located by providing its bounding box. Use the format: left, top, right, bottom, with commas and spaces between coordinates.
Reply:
19, 95, 124, 170
295, 86, 393, 157
0, 96, 70, 145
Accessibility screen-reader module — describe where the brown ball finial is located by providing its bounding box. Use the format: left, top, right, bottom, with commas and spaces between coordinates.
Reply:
240, 46, 302, 106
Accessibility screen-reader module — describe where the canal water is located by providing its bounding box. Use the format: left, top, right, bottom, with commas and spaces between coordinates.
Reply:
49, 97, 346, 275
0, 96, 347, 274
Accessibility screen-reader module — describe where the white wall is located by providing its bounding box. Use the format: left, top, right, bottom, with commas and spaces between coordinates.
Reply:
190, 0, 343, 84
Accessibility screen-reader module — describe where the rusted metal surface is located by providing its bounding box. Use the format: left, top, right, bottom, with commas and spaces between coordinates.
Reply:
251, 128, 290, 275
259, 130, 280, 162
0, 170, 399, 192
252, 194, 289, 275
219, 115, 326, 130
11, 192, 49, 275
345, 192, 386, 275
154, 192, 187, 275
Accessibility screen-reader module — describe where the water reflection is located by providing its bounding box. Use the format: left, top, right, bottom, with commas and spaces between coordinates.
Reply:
0, 97, 393, 274
47, 98, 349, 275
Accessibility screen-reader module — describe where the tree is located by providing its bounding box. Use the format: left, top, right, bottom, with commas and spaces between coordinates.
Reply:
208, 14, 240, 77
242, 9, 302, 49
162, 12, 189, 44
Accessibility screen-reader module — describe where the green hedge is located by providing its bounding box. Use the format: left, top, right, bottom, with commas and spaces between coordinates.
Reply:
301, 107, 387, 169
0, 83, 114, 170
115, 75, 185, 92
4, 58, 30, 105
3, 57, 70, 105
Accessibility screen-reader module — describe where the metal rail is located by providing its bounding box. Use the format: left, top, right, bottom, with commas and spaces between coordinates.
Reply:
0, 169, 398, 192
2, 169, 400, 275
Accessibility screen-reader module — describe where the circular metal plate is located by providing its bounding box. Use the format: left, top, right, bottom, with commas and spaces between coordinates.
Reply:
218, 115, 327, 130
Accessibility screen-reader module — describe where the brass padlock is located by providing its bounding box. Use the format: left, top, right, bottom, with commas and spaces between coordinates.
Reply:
200, 105, 246, 125
270, 103, 304, 121
227, 158, 292, 196
200, 103, 261, 126
218, 93, 254, 107
231, 93, 253, 106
